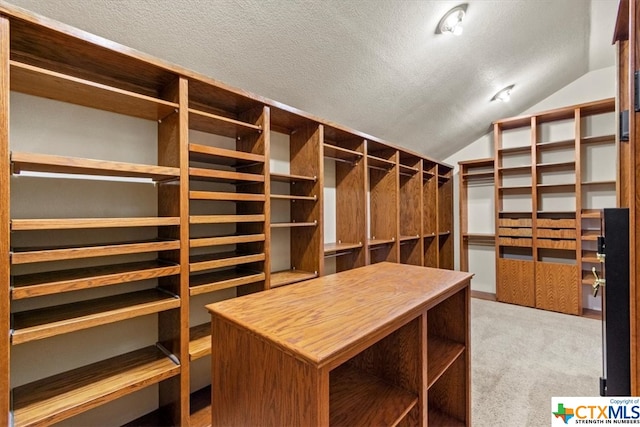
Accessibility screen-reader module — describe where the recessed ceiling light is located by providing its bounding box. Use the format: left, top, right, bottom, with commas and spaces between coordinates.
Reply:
491, 85, 515, 102
436, 4, 468, 36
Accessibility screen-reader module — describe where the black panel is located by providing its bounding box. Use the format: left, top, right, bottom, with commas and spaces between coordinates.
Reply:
602, 208, 630, 396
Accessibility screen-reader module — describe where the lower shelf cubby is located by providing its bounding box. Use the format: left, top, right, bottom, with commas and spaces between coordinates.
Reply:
329, 364, 418, 426
427, 354, 467, 427
11, 345, 181, 427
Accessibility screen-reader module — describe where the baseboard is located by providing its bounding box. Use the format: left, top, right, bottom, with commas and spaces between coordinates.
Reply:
471, 290, 497, 301
582, 308, 602, 320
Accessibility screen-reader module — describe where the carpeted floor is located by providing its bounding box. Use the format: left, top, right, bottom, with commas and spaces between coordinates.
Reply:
471, 298, 601, 426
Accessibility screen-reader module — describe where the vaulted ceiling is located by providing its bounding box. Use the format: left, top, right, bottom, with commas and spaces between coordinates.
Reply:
7, 0, 617, 160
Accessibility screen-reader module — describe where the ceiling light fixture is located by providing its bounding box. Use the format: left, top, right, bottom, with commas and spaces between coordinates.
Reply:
491, 85, 515, 102
436, 4, 468, 36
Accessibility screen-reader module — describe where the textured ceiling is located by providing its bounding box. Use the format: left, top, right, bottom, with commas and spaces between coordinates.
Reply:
6, 0, 617, 160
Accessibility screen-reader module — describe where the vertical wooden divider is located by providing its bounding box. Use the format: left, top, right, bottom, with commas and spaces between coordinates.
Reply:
0, 15, 9, 426
158, 76, 189, 425
289, 124, 324, 278
238, 106, 270, 293
574, 108, 583, 312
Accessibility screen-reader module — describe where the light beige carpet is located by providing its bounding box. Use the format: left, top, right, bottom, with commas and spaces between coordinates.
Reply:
471, 298, 601, 426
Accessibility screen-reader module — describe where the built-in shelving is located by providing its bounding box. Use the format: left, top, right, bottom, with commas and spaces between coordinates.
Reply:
189, 270, 265, 295
493, 98, 615, 315
0, 5, 457, 424
12, 345, 180, 427
189, 323, 212, 360
11, 152, 180, 181
11, 260, 181, 299
12, 289, 180, 344
270, 269, 318, 288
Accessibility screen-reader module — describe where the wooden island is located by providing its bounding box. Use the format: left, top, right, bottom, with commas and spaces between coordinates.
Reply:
206, 262, 472, 426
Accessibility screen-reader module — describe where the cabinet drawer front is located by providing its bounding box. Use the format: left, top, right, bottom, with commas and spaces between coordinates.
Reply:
536, 238, 576, 250
537, 218, 576, 228
498, 218, 532, 227
498, 227, 532, 237
498, 237, 532, 247
536, 228, 576, 239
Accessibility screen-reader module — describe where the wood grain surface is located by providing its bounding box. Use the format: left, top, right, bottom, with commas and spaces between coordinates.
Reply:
535, 262, 580, 314
497, 258, 535, 307
207, 263, 471, 368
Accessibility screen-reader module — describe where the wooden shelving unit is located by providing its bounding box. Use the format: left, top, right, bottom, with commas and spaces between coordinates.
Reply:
0, 4, 456, 425
367, 141, 399, 265
493, 98, 616, 315
269, 120, 323, 288
459, 158, 495, 272
399, 152, 423, 266
207, 263, 472, 427
322, 127, 367, 274
438, 164, 454, 270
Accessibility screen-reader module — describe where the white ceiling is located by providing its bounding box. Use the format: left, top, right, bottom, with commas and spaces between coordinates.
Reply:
7, 0, 618, 160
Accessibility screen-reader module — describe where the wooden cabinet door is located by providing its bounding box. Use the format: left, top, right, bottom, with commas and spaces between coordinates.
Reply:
535, 262, 579, 314
497, 259, 535, 307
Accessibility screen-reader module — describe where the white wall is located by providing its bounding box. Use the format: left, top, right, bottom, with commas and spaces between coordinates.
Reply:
444, 66, 616, 310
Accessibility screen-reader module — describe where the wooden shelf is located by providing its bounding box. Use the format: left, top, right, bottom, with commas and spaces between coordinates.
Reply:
329, 364, 418, 427
581, 134, 615, 145
427, 337, 465, 388
270, 172, 316, 183
582, 256, 601, 264
428, 408, 465, 427
367, 155, 396, 170
189, 167, 265, 183
536, 139, 575, 149
189, 190, 265, 202
12, 345, 180, 427
399, 164, 420, 176
270, 221, 317, 228
438, 231, 452, 237
536, 160, 575, 169
270, 194, 317, 201
423, 232, 437, 239
582, 180, 616, 186
581, 230, 601, 240
189, 323, 212, 360
399, 235, 421, 242
189, 269, 265, 295
189, 233, 265, 248
536, 183, 576, 189
9, 60, 178, 121
11, 288, 180, 345
188, 109, 261, 138
581, 211, 603, 219
190, 252, 265, 273
270, 269, 317, 288
11, 260, 180, 300
324, 242, 363, 253
498, 185, 532, 191
462, 171, 494, 179
498, 165, 531, 173
497, 145, 531, 154
368, 238, 396, 247
323, 143, 363, 163
189, 214, 265, 225
11, 239, 180, 265
463, 233, 495, 240
11, 152, 180, 181
189, 143, 265, 166
11, 217, 179, 231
